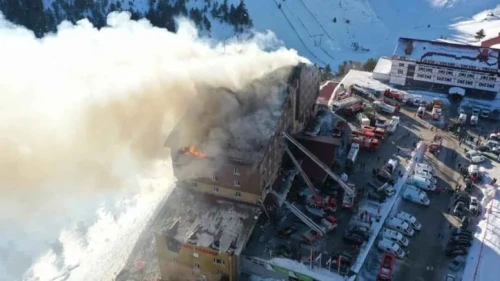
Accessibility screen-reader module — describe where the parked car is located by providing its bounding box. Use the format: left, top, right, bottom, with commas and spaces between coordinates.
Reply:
454, 202, 466, 216
447, 238, 472, 248
451, 229, 472, 236
367, 191, 386, 203
465, 150, 482, 158
469, 197, 479, 213
445, 245, 468, 256
475, 145, 490, 152
347, 225, 370, 241
448, 256, 466, 271
343, 232, 366, 245
445, 274, 456, 281
470, 155, 486, 164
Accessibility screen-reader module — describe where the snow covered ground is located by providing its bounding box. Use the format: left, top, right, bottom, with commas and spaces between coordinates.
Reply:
462, 165, 500, 281
244, 0, 500, 68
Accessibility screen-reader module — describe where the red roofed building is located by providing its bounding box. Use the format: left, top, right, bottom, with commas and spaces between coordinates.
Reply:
295, 135, 340, 182
316, 81, 338, 109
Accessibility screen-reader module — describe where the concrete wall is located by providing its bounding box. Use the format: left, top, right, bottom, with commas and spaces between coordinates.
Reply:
182, 180, 262, 205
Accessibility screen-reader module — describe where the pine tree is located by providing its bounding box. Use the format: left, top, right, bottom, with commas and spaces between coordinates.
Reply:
362, 58, 377, 71
204, 15, 211, 32
475, 29, 486, 40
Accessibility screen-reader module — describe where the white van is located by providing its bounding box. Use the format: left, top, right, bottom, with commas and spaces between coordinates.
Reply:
381, 227, 409, 247
396, 211, 422, 231
377, 238, 406, 259
414, 171, 437, 184
414, 165, 435, 176
403, 185, 430, 206
386, 217, 414, 236
415, 163, 435, 174
407, 175, 436, 191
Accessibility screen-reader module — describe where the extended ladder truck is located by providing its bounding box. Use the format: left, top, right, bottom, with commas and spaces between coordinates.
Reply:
282, 132, 357, 208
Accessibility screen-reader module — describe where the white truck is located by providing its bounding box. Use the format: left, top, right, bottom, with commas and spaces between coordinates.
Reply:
471, 108, 480, 126
381, 227, 409, 247
386, 116, 400, 134
377, 238, 406, 259
330, 97, 360, 111
373, 101, 396, 114
458, 113, 467, 124
346, 143, 360, 168
403, 185, 430, 206
385, 217, 414, 236
357, 112, 370, 127
407, 175, 436, 191
395, 211, 422, 231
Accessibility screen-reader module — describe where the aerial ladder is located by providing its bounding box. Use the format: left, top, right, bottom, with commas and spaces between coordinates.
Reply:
282, 132, 355, 196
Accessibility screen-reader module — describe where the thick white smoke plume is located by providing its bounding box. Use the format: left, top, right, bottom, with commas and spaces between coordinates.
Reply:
0, 12, 308, 281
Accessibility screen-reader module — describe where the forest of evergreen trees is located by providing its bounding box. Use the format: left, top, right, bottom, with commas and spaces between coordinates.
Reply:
0, 0, 253, 37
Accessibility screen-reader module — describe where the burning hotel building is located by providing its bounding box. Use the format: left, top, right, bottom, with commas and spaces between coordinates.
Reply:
155, 63, 321, 281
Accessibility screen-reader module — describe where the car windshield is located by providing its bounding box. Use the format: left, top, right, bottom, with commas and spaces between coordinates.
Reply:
396, 248, 403, 255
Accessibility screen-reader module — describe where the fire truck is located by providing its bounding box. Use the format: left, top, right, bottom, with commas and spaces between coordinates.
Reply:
302, 216, 338, 244
362, 125, 386, 139
341, 101, 365, 116
383, 89, 406, 102
376, 253, 396, 281
352, 135, 380, 151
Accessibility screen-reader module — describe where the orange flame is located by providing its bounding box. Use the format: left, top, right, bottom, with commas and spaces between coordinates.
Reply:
181, 146, 208, 159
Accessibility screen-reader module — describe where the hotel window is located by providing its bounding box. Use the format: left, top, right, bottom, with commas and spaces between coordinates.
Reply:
399, 63, 404, 67
436, 76, 445, 81
426, 68, 433, 73
214, 258, 225, 265
446, 71, 453, 76
234, 168, 240, 175
438, 70, 446, 75
213, 187, 219, 192
234, 180, 240, 187
397, 69, 404, 74
487, 84, 495, 88
235, 191, 241, 197
467, 74, 474, 78
216, 270, 222, 274
466, 81, 473, 85
193, 253, 199, 258
194, 263, 200, 269
445, 78, 452, 82
479, 82, 487, 87
458, 73, 466, 78
212, 176, 218, 182
425, 75, 432, 79
489, 77, 496, 81
457, 79, 465, 84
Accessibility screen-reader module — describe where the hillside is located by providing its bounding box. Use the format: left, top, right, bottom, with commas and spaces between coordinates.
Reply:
1, 0, 500, 70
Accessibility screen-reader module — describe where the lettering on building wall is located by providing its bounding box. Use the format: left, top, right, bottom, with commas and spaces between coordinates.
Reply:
183, 244, 219, 256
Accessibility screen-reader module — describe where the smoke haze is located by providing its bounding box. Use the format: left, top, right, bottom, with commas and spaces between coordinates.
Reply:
0, 11, 307, 281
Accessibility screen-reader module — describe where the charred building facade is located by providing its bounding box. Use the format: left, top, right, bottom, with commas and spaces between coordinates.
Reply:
157, 63, 321, 281
167, 63, 321, 206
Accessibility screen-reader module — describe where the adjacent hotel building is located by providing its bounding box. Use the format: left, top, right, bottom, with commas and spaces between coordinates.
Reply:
385, 37, 500, 99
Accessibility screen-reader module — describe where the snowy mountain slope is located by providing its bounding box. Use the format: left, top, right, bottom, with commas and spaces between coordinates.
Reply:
4, 0, 500, 68
244, 0, 500, 68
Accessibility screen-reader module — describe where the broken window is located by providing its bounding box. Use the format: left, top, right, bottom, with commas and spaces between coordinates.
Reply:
234, 180, 240, 187
233, 168, 240, 175
213, 187, 219, 192
193, 252, 199, 258
194, 263, 200, 269
235, 191, 241, 197
212, 176, 218, 182
214, 258, 225, 265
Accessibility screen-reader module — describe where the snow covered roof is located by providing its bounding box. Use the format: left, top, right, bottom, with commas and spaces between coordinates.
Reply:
394, 38, 500, 72
373, 57, 392, 74
155, 188, 260, 255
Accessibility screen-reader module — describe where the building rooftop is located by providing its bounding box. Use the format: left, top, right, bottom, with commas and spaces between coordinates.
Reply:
394, 37, 500, 71
295, 135, 338, 180
155, 188, 260, 255
317, 81, 338, 105
165, 65, 306, 164
373, 57, 392, 75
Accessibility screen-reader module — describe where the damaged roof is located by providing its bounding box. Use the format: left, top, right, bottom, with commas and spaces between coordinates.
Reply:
155, 188, 260, 255
165, 64, 308, 164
